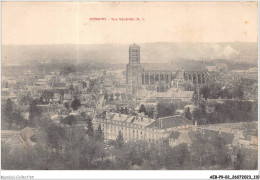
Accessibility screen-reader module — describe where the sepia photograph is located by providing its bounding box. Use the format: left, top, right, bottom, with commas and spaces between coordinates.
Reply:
1, 1, 258, 178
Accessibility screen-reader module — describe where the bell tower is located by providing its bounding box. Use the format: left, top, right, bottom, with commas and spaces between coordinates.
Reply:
126, 43, 142, 95
129, 43, 140, 64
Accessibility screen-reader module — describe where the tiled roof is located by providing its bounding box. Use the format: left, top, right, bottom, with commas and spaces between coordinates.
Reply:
147, 115, 193, 129
108, 113, 155, 126
169, 131, 181, 139
5, 135, 25, 146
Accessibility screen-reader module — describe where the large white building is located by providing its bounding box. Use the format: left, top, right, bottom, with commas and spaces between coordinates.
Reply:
94, 112, 194, 144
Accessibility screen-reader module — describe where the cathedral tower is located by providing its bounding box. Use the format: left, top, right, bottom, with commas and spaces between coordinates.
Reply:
126, 43, 142, 95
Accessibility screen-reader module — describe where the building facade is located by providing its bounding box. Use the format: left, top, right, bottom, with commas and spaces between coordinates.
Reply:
126, 43, 208, 95
94, 112, 194, 144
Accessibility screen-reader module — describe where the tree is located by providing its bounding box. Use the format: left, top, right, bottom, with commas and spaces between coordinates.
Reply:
121, 93, 126, 100
3, 99, 14, 129
71, 96, 81, 111
234, 85, 244, 100
95, 124, 104, 141
13, 110, 27, 129
164, 143, 191, 170
104, 94, 109, 101
109, 94, 114, 102
41, 90, 54, 104
20, 95, 32, 105
60, 64, 76, 76
86, 116, 94, 137
185, 107, 192, 120
29, 99, 41, 127
59, 90, 65, 103
236, 149, 244, 169
46, 124, 67, 157
192, 108, 206, 125
156, 102, 176, 118
192, 92, 199, 105
146, 106, 155, 118
5, 81, 8, 88
200, 86, 210, 100
139, 104, 147, 114
61, 115, 77, 126
69, 84, 75, 92
81, 81, 87, 88
115, 93, 120, 101
116, 131, 124, 149
64, 102, 70, 109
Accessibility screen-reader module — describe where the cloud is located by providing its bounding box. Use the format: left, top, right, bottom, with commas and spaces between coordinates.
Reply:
223, 45, 239, 58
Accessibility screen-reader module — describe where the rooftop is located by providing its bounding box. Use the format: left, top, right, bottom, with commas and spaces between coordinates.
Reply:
147, 115, 193, 129
141, 63, 207, 72
107, 113, 155, 127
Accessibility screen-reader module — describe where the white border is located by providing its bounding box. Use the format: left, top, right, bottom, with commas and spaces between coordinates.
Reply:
0, 0, 259, 179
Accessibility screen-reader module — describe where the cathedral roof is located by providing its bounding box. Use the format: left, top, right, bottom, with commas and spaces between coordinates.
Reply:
141, 63, 207, 72
147, 115, 192, 129
141, 63, 179, 71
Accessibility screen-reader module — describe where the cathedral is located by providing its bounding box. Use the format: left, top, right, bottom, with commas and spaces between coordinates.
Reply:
126, 43, 208, 95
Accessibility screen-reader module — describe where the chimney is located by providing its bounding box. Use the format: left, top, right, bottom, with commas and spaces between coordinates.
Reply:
119, 112, 121, 117
219, 128, 222, 134
160, 119, 163, 128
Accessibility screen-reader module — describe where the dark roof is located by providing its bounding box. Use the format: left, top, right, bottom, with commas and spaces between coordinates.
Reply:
240, 78, 257, 87
147, 115, 192, 129
219, 132, 235, 144
169, 131, 181, 139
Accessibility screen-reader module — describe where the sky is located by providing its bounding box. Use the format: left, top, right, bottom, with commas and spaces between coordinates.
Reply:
2, 1, 258, 45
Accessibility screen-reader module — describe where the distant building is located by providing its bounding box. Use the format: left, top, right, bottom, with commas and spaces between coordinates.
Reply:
126, 44, 208, 95
94, 112, 194, 144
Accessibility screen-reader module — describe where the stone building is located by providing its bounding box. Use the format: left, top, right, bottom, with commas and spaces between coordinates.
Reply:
126, 43, 208, 95
94, 112, 194, 144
